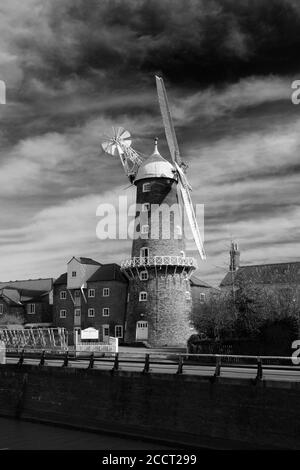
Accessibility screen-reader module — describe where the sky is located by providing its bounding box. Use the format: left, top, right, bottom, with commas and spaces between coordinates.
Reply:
0, 0, 300, 287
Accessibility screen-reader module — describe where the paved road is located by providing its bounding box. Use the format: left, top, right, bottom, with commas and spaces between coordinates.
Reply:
0, 416, 174, 450
5, 355, 300, 382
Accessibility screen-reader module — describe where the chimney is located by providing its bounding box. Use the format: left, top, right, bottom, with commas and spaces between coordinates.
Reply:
229, 242, 240, 272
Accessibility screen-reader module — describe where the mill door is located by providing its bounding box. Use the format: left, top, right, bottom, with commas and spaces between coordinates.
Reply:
136, 321, 148, 341
74, 308, 81, 327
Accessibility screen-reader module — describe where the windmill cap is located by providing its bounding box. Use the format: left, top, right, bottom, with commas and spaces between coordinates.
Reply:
135, 139, 176, 182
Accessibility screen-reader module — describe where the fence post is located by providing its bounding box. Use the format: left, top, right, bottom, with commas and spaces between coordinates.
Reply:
176, 355, 183, 375
88, 352, 94, 369
39, 350, 46, 367
17, 349, 25, 367
214, 355, 221, 378
0, 340, 6, 365
255, 357, 263, 382
142, 354, 150, 374
62, 350, 69, 367
111, 352, 119, 373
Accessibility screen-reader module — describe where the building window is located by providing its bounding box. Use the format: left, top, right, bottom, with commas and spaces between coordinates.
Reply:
143, 182, 151, 192
115, 325, 123, 338
103, 288, 110, 297
140, 271, 148, 281
74, 308, 81, 317
200, 293, 206, 303
60, 291, 67, 300
139, 291, 147, 302
142, 203, 150, 212
102, 307, 110, 316
88, 289, 95, 298
0, 304, 3, 314
60, 309, 67, 318
140, 247, 149, 258
75, 290, 80, 297
72, 271, 76, 277
88, 308, 95, 317
141, 225, 149, 234
103, 325, 110, 337
28, 303, 35, 314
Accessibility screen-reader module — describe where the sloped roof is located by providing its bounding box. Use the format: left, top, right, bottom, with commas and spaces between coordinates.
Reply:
54, 273, 67, 285
0, 278, 53, 291
0, 286, 49, 304
68, 257, 101, 266
87, 264, 128, 283
0, 288, 22, 306
190, 272, 214, 288
220, 262, 300, 287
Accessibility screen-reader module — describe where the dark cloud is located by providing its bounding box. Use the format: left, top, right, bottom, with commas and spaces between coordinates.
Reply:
13, 0, 300, 93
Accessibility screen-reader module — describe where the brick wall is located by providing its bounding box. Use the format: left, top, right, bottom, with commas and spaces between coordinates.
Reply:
125, 270, 193, 346
53, 281, 127, 341
1, 365, 300, 449
132, 177, 185, 258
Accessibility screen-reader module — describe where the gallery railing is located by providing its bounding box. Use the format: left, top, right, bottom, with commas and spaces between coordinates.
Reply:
121, 255, 196, 269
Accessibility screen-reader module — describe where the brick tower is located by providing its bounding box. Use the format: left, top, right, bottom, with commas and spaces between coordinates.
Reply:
121, 140, 196, 347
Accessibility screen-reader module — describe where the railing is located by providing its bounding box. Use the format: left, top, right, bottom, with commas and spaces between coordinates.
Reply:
121, 256, 197, 269
3, 351, 300, 381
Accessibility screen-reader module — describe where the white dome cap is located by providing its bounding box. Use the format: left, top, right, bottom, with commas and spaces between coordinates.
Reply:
135, 139, 176, 183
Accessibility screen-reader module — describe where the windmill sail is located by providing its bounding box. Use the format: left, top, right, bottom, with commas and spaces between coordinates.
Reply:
155, 75, 206, 260
155, 76, 182, 166
101, 127, 142, 181
176, 163, 206, 260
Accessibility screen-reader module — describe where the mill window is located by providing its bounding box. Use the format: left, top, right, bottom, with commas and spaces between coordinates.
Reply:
143, 182, 151, 192
88, 308, 95, 317
88, 289, 95, 298
102, 307, 110, 316
140, 271, 148, 281
28, 303, 36, 314
115, 325, 123, 338
139, 291, 147, 302
60, 309, 67, 318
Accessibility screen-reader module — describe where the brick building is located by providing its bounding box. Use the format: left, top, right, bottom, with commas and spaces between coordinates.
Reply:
53, 257, 128, 342
0, 278, 53, 328
220, 242, 300, 300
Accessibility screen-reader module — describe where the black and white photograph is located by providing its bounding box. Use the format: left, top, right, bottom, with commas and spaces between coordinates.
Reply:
0, 0, 300, 457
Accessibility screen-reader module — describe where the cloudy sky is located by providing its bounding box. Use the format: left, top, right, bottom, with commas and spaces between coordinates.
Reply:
0, 0, 300, 286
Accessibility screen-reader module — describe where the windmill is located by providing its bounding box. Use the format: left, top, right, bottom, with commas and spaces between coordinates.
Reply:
101, 77, 205, 346
101, 78, 206, 261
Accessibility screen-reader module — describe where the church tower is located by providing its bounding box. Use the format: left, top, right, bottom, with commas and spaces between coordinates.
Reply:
121, 140, 196, 346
